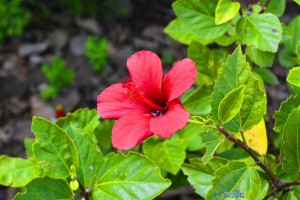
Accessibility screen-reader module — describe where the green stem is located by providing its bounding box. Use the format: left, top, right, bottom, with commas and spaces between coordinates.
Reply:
240, 130, 247, 146
188, 119, 204, 125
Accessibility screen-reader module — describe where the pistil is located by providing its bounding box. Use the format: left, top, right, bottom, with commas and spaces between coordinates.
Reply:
141, 97, 166, 113
121, 78, 167, 113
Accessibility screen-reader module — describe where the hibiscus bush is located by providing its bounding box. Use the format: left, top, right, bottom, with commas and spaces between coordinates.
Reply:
1, 0, 300, 200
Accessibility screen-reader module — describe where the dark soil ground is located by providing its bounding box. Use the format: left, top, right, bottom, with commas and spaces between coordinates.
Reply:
0, 0, 299, 199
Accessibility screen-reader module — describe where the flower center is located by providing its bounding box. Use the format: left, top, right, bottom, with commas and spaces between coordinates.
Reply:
121, 78, 167, 116
151, 110, 164, 117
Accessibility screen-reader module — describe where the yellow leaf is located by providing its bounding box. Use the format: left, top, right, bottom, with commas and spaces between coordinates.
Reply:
241, 119, 268, 155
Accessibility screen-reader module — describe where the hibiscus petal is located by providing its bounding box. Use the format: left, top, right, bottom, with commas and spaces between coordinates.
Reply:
97, 83, 150, 119
162, 58, 197, 101
127, 50, 164, 103
149, 99, 189, 137
112, 113, 153, 150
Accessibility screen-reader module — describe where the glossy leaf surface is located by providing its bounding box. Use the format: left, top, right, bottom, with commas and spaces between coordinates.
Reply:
31, 117, 79, 179
0, 156, 42, 187
236, 13, 282, 52
143, 137, 186, 175
92, 152, 171, 200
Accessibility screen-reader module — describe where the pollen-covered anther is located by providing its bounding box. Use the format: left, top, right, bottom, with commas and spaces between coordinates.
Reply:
121, 78, 144, 99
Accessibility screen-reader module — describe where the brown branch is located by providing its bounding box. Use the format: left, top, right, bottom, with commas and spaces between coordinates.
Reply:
217, 126, 280, 184
217, 126, 300, 199
78, 181, 90, 200
260, 0, 271, 13
263, 181, 300, 200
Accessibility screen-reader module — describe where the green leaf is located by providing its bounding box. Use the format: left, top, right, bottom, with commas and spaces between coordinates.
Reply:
164, 18, 202, 45
252, 4, 263, 14
256, 179, 270, 199
279, 48, 299, 68
55, 109, 106, 188
215, 14, 240, 46
14, 177, 74, 200
253, 67, 279, 85
166, 170, 189, 189
287, 67, 300, 87
215, 33, 238, 47
0, 156, 43, 187
294, 0, 300, 6
218, 148, 250, 161
236, 13, 282, 52
201, 129, 225, 164
24, 138, 35, 159
246, 46, 275, 67
182, 85, 213, 115
211, 46, 267, 132
284, 16, 300, 53
176, 123, 207, 151
260, 0, 286, 17
280, 106, 300, 174
56, 108, 100, 137
297, 42, 300, 59
274, 95, 300, 133
66, 127, 103, 189
206, 161, 261, 200
92, 152, 171, 200
215, 0, 240, 25
282, 23, 294, 43
219, 86, 245, 123
283, 190, 300, 200
182, 157, 227, 198
290, 84, 300, 96
95, 120, 114, 150
173, 0, 229, 41
143, 137, 186, 175
31, 117, 79, 179
185, 95, 211, 115
188, 42, 226, 80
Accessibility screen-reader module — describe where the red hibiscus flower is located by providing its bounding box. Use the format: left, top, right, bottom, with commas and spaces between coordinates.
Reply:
97, 50, 196, 150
